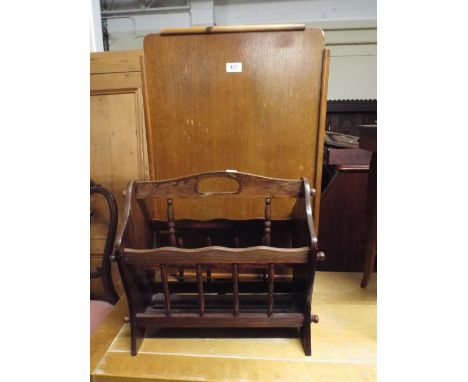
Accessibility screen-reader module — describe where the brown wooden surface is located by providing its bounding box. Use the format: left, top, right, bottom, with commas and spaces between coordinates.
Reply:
318, 168, 369, 272
143, 28, 328, 222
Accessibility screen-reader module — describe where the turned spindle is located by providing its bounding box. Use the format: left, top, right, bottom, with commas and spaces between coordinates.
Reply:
267, 263, 275, 316
263, 198, 272, 246
167, 198, 176, 246
196, 264, 205, 317
206, 235, 212, 282
232, 264, 239, 317
160, 264, 171, 317
177, 236, 184, 282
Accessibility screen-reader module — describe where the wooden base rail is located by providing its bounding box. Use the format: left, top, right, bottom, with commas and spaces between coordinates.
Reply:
135, 313, 305, 328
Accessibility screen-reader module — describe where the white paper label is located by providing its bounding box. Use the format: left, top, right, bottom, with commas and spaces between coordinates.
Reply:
226, 62, 242, 72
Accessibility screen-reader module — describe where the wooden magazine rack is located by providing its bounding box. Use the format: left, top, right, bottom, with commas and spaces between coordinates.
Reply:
114, 170, 325, 356
115, 24, 330, 356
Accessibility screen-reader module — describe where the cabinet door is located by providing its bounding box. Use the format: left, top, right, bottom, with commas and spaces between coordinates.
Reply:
90, 52, 149, 299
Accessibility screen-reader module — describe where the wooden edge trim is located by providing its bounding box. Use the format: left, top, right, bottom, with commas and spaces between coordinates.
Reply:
160, 24, 306, 36
139, 54, 156, 180
313, 48, 331, 232
123, 245, 310, 264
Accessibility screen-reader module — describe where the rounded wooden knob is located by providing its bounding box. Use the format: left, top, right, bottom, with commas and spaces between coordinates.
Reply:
317, 252, 326, 262
123, 316, 130, 323
311, 314, 319, 324
122, 190, 127, 197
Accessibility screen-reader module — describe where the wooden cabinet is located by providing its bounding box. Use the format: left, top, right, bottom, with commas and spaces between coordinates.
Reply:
90, 50, 150, 299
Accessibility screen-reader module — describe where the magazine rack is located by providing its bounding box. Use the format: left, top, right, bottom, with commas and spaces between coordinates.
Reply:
113, 170, 325, 356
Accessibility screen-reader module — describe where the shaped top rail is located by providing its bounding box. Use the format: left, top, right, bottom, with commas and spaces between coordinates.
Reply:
134, 170, 308, 199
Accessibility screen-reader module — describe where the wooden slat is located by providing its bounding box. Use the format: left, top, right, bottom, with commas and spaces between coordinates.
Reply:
205, 235, 212, 282
232, 264, 239, 317
135, 312, 304, 327
123, 246, 310, 265
160, 265, 171, 317
160, 24, 305, 35
177, 236, 184, 282
196, 264, 205, 317
268, 264, 275, 316
167, 198, 176, 246
263, 198, 272, 246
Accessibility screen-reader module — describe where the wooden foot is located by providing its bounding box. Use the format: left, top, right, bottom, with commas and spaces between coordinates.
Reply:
130, 324, 144, 356
301, 322, 312, 356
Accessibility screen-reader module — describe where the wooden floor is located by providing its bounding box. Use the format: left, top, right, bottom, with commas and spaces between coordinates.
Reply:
91, 272, 376, 382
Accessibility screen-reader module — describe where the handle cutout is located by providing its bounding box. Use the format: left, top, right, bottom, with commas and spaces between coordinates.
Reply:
196, 176, 240, 195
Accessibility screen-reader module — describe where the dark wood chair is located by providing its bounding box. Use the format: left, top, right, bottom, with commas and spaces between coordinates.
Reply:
90, 180, 119, 334
113, 170, 325, 356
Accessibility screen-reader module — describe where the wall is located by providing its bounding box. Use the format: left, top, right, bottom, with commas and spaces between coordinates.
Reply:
96, 0, 376, 100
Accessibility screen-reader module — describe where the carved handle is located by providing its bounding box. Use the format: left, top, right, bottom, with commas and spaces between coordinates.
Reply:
195, 170, 241, 195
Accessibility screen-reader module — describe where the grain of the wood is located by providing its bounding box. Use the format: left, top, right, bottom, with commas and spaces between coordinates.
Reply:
143, 28, 327, 221
160, 24, 306, 35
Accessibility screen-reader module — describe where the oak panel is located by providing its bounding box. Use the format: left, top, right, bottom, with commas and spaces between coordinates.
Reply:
143, 28, 328, 221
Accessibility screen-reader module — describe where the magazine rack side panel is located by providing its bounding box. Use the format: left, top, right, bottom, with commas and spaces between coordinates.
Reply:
143, 27, 327, 221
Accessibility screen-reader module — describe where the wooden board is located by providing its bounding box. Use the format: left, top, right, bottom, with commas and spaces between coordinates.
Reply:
143, 27, 329, 223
